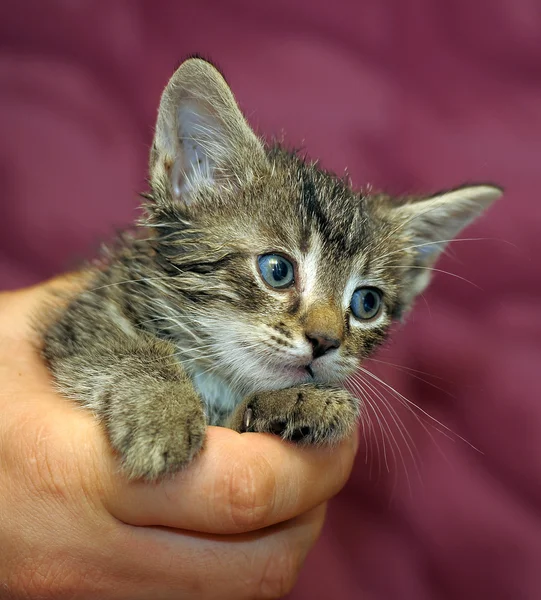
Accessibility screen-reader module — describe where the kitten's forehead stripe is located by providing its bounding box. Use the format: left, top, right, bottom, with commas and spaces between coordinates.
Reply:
300, 168, 331, 241
297, 161, 370, 262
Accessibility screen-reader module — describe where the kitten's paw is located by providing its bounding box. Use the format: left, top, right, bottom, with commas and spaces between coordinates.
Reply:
105, 384, 207, 481
228, 385, 359, 445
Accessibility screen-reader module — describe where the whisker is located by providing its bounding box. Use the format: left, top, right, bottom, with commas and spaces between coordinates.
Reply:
378, 237, 494, 262
365, 357, 457, 397
356, 385, 386, 480
348, 378, 395, 486
355, 368, 452, 444
351, 372, 454, 475
89, 276, 176, 292
366, 357, 445, 380
356, 366, 481, 454
385, 265, 482, 289
351, 373, 422, 496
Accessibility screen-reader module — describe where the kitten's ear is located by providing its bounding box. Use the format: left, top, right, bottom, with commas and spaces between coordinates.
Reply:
149, 58, 266, 204
393, 184, 502, 297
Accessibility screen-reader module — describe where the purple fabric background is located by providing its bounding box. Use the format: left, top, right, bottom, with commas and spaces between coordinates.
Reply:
1, 1, 540, 598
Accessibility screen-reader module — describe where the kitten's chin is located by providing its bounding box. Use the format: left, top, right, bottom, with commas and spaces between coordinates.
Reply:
309, 357, 356, 386
281, 365, 314, 385
263, 359, 351, 390
250, 366, 311, 392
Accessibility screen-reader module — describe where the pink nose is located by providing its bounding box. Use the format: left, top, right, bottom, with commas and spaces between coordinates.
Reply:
305, 333, 341, 359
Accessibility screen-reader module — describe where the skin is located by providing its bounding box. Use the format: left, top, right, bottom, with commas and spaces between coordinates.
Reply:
0, 276, 358, 599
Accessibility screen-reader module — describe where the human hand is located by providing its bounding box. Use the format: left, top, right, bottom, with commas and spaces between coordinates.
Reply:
0, 278, 358, 599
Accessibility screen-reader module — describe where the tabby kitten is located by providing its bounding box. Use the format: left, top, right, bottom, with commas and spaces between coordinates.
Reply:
42, 58, 501, 480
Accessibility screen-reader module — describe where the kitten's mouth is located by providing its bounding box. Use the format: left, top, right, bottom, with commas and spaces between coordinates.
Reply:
278, 358, 351, 387
280, 362, 315, 383
279, 362, 314, 382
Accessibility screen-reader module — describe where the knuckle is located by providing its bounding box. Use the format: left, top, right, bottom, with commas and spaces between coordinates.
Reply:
3, 411, 82, 508
225, 449, 276, 531
4, 409, 104, 518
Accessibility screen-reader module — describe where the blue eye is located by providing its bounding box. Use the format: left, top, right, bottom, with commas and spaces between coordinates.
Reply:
350, 287, 382, 320
258, 254, 295, 289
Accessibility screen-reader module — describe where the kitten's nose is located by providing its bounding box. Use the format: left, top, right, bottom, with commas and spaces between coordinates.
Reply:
306, 333, 341, 359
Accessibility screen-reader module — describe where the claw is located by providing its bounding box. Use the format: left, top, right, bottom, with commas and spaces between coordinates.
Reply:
243, 407, 253, 431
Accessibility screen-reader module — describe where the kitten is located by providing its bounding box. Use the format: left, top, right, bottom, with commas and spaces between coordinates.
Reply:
41, 58, 501, 480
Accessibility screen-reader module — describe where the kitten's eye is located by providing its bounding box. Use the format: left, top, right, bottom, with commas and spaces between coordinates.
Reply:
350, 287, 382, 320
257, 254, 295, 289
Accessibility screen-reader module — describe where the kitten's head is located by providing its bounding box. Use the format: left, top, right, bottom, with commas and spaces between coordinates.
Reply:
143, 58, 501, 397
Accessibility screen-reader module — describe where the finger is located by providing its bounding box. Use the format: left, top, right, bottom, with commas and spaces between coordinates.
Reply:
111, 503, 327, 600
104, 424, 357, 534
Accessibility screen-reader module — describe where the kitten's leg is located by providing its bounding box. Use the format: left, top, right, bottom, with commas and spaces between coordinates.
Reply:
43, 307, 206, 481
226, 385, 360, 445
